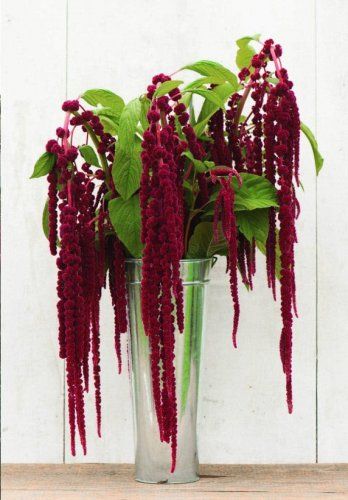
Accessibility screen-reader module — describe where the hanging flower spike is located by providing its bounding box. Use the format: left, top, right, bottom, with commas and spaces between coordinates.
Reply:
47, 99, 120, 453
47, 170, 58, 256
269, 43, 300, 413
209, 108, 231, 166
109, 236, 128, 374
212, 172, 240, 348
59, 202, 87, 455
233, 39, 301, 412
140, 73, 188, 472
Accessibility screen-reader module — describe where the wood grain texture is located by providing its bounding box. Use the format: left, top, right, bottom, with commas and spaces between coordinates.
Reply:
2, 464, 348, 499
317, 0, 348, 462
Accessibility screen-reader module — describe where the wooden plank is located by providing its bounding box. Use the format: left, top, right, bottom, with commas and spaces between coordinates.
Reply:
2, 464, 348, 499
1, 0, 67, 462
317, 0, 348, 462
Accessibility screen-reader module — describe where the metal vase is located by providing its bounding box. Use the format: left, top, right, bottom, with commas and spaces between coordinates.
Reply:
126, 258, 212, 484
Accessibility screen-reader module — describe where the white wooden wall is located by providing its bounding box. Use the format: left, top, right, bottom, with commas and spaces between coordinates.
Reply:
2, 0, 347, 464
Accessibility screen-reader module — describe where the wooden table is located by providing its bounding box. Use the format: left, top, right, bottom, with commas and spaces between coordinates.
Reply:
2, 464, 348, 499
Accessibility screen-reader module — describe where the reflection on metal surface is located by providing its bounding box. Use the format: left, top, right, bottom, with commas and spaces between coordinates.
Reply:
126, 259, 212, 484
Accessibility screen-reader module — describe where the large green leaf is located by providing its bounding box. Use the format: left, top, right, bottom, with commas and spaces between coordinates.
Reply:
42, 199, 49, 239
187, 221, 226, 258
30, 152, 56, 179
182, 151, 215, 173
184, 76, 227, 90
117, 98, 141, 150
81, 89, 125, 114
113, 140, 142, 200
93, 106, 120, 134
236, 208, 269, 243
184, 88, 225, 109
300, 122, 324, 174
154, 80, 183, 98
99, 115, 119, 135
187, 222, 212, 258
235, 35, 260, 70
233, 173, 279, 211
236, 34, 261, 48
207, 173, 279, 212
139, 96, 150, 131
181, 60, 238, 88
195, 82, 236, 136
78, 145, 100, 167
108, 194, 143, 257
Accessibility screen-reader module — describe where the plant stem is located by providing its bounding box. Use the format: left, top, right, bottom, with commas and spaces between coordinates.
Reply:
233, 85, 252, 134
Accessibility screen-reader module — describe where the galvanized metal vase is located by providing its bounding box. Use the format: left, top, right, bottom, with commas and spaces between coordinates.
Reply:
126, 258, 212, 484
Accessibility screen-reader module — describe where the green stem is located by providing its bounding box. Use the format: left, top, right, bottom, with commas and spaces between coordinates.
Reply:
233, 85, 251, 134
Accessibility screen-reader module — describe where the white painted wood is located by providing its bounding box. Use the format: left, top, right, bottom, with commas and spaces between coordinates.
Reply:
1, 1, 67, 461
64, 0, 317, 463
317, 0, 348, 463
8, 0, 348, 465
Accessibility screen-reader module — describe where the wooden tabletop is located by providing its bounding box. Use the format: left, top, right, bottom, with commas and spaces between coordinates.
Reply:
2, 464, 348, 499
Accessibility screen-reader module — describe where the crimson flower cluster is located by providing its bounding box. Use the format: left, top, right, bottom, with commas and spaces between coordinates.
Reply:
224, 39, 300, 412
140, 74, 189, 472
43, 99, 128, 454
35, 37, 308, 472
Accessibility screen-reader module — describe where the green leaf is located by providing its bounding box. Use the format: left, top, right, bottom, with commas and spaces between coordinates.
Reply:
208, 173, 278, 211
184, 88, 225, 109
236, 208, 269, 243
154, 80, 183, 98
187, 222, 226, 258
118, 98, 141, 150
181, 92, 192, 109
42, 199, 49, 239
236, 45, 255, 70
81, 89, 125, 114
187, 222, 213, 258
113, 140, 142, 200
78, 145, 100, 167
236, 34, 261, 48
108, 194, 143, 258
235, 35, 260, 70
93, 106, 120, 134
195, 82, 236, 136
30, 152, 56, 179
184, 76, 227, 90
182, 151, 216, 173
233, 173, 279, 211
300, 122, 324, 174
98, 115, 119, 135
189, 96, 196, 126
93, 106, 121, 120
182, 151, 205, 172
181, 60, 238, 88
139, 96, 150, 131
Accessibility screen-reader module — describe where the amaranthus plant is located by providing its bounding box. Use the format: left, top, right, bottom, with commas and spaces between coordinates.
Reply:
31, 36, 323, 470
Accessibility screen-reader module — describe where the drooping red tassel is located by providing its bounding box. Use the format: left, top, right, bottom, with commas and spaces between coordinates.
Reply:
140, 74, 188, 472
109, 237, 128, 374
213, 176, 240, 347
47, 171, 58, 256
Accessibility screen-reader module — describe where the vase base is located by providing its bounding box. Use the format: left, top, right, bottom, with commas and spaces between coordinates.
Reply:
136, 477, 200, 484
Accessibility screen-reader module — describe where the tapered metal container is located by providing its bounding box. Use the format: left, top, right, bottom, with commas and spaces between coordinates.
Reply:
126, 258, 212, 484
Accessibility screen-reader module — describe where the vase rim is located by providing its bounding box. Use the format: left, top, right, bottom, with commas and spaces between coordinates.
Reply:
125, 257, 214, 263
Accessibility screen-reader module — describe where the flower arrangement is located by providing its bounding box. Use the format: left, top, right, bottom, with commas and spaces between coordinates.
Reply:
31, 36, 323, 471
